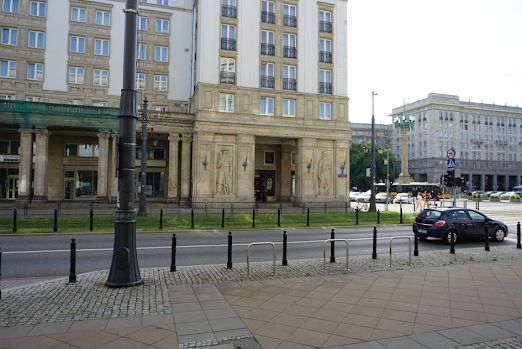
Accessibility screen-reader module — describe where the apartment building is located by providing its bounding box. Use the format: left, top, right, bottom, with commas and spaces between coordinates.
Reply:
0, 0, 350, 204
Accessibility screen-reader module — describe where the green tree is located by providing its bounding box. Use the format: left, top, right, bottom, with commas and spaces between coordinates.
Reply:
350, 142, 399, 191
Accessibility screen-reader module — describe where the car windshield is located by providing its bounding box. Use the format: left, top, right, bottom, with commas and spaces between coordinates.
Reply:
417, 209, 442, 219
397, 193, 407, 197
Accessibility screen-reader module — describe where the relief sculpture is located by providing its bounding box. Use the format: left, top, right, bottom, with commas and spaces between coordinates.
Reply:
318, 151, 331, 196
216, 147, 233, 195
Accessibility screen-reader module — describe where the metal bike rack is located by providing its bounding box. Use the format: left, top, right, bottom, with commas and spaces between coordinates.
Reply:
389, 236, 412, 267
323, 239, 350, 272
247, 242, 276, 277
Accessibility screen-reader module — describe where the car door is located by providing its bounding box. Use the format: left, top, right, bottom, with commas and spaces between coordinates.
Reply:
467, 210, 488, 236
450, 209, 474, 238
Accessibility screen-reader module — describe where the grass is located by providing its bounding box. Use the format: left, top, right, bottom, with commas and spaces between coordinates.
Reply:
0, 211, 416, 234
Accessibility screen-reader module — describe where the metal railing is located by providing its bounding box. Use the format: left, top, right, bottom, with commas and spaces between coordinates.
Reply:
247, 242, 276, 277
389, 236, 412, 267
320, 51, 332, 63
260, 75, 275, 89
221, 5, 236, 18
283, 15, 297, 27
261, 11, 275, 24
323, 239, 349, 272
283, 78, 296, 91
220, 71, 235, 85
261, 43, 275, 56
319, 82, 332, 94
220, 38, 236, 51
283, 46, 297, 58
319, 21, 332, 33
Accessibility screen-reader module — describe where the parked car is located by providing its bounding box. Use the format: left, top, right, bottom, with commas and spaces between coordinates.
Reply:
413, 207, 508, 244
356, 192, 371, 202
375, 193, 393, 203
393, 193, 413, 204
500, 191, 520, 200
349, 192, 361, 201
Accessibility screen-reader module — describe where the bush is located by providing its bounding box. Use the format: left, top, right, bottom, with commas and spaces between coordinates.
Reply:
490, 194, 500, 198
472, 193, 481, 198
510, 194, 520, 199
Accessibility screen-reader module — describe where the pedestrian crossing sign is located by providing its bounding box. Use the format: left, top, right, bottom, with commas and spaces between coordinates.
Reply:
447, 158, 456, 169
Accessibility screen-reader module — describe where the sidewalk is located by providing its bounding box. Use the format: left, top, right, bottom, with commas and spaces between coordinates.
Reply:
1, 246, 522, 348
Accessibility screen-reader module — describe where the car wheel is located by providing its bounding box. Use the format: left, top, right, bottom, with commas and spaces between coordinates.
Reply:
444, 230, 458, 245
492, 228, 505, 242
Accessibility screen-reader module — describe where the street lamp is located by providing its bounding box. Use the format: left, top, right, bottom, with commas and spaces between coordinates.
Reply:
369, 91, 378, 213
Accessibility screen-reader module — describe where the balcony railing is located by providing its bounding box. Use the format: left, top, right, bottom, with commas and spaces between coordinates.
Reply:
283, 78, 296, 91
283, 46, 296, 58
261, 11, 275, 24
319, 21, 332, 33
261, 43, 275, 56
319, 51, 332, 63
220, 71, 235, 85
261, 75, 275, 89
221, 38, 236, 51
319, 82, 332, 94
283, 15, 297, 27
221, 5, 236, 18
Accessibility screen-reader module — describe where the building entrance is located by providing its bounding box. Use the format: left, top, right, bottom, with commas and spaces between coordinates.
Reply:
64, 177, 75, 199
7, 175, 18, 200
255, 170, 275, 202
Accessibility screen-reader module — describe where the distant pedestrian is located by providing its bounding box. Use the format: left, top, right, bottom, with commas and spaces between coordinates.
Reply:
416, 193, 423, 210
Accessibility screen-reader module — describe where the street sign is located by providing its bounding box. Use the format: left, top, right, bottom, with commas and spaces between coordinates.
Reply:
447, 148, 455, 159
447, 158, 456, 169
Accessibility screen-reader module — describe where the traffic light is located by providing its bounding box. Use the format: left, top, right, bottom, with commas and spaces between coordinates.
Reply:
444, 170, 454, 187
455, 177, 463, 187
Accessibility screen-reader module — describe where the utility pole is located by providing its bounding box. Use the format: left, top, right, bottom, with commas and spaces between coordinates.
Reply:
369, 91, 377, 213
137, 97, 148, 217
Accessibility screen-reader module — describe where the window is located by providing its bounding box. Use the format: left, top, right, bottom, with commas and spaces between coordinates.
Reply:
0, 140, 20, 154
27, 63, 43, 80
93, 69, 108, 86
157, 0, 167, 5
260, 97, 274, 115
93, 102, 107, 107
220, 57, 235, 85
1, 60, 16, 78
68, 100, 83, 105
30, 1, 45, 16
3, 0, 19, 13
95, 11, 110, 25
261, 30, 275, 55
155, 19, 168, 33
319, 70, 331, 94
138, 16, 147, 30
154, 46, 168, 62
319, 102, 331, 120
222, 0, 236, 18
153, 75, 167, 91
137, 44, 146, 59
28, 31, 44, 48
260, 63, 274, 88
265, 151, 275, 164
94, 39, 109, 55
319, 39, 332, 63
65, 144, 99, 157
283, 4, 296, 27
68, 67, 84, 84
220, 94, 234, 112
221, 25, 235, 50
26, 96, 42, 102
283, 99, 295, 117
70, 36, 84, 53
319, 11, 332, 32
261, 1, 275, 24
283, 34, 296, 58
136, 73, 145, 89
1, 28, 17, 45
71, 8, 86, 22
283, 65, 296, 90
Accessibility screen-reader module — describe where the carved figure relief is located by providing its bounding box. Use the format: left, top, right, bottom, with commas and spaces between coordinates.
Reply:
216, 147, 233, 195
317, 151, 331, 196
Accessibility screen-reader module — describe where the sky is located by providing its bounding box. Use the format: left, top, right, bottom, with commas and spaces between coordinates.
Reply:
347, 0, 522, 125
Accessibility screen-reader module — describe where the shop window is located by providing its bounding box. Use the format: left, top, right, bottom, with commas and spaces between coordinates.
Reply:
75, 170, 98, 197
136, 147, 165, 160
65, 143, 99, 157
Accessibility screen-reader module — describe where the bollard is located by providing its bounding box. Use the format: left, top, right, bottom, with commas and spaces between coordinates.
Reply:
13, 208, 17, 233
277, 208, 281, 227
330, 229, 335, 263
0, 247, 2, 299
227, 232, 233, 268
191, 209, 194, 229
355, 208, 359, 225
413, 198, 416, 212
252, 209, 256, 228
413, 225, 419, 256
517, 222, 521, 249
450, 224, 455, 254
372, 227, 377, 259
377, 210, 380, 224
306, 208, 310, 227
160, 208, 164, 230
484, 223, 489, 251
89, 208, 93, 231
282, 231, 288, 265
54, 209, 58, 232
69, 239, 77, 283
221, 208, 225, 228
400, 204, 403, 224
170, 234, 176, 272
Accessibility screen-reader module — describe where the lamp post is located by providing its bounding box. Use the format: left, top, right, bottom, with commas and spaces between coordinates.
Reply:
392, 100, 415, 185
368, 91, 378, 212
137, 97, 148, 217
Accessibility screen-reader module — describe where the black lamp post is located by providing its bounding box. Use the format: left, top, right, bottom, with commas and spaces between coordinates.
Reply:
138, 97, 148, 217
369, 91, 378, 212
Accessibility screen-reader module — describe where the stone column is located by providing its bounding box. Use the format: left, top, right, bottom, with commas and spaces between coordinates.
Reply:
295, 138, 316, 205
480, 174, 485, 191
492, 174, 498, 191
396, 127, 413, 184
180, 135, 192, 200
335, 140, 350, 199
192, 132, 214, 199
280, 144, 292, 200
167, 133, 179, 202
33, 129, 51, 200
97, 133, 110, 201
236, 134, 255, 201
17, 128, 33, 201
109, 133, 118, 201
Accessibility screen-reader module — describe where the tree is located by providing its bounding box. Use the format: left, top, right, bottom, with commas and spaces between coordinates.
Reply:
350, 142, 399, 191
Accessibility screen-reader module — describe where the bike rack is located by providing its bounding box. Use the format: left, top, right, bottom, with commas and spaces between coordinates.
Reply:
247, 242, 276, 277
323, 239, 350, 272
389, 236, 412, 267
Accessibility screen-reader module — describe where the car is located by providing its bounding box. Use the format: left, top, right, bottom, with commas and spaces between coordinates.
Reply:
393, 193, 413, 204
500, 191, 520, 200
375, 192, 393, 203
349, 192, 361, 201
356, 192, 371, 202
413, 207, 508, 244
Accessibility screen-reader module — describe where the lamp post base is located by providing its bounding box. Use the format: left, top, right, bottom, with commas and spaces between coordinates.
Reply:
396, 173, 414, 184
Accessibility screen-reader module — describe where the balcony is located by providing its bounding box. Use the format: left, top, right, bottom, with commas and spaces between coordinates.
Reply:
319, 51, 332, 63
220, 71, 235, 85
319, 21, 332, 33
319, 82, 332, 94
221, 38, 236, 51
261, 75, 275, 89
261, 11, 275, 24
221, 5, 236, 18
283, 15, 297, 27
283, 46, 296, 58
283, 78, 296, 91
261, 43, 275, 56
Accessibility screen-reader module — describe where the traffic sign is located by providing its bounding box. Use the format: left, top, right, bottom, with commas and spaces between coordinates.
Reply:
447, 158, 456, 169
447, 148, 455, 159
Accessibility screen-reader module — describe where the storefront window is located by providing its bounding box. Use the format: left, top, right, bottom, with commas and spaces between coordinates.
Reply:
66, 144, 99, 157
136, 147, 165, 160
75, 170, 98, 197
137, 171, 165, 198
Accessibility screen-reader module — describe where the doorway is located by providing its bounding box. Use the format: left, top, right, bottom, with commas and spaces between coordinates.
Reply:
255, 170, 275, 202
64, 177, 75, 199
7, 175, 18, 200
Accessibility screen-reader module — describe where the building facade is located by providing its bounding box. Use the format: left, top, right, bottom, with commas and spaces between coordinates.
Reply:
392, 93, 522, 191
0, 0, 351, 204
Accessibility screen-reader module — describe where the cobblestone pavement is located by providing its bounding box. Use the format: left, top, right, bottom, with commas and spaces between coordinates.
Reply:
452, 336, 522, 348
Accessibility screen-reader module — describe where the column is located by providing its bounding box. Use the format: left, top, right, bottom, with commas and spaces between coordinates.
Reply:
17, 128, 33, 200
33, 129, 51, 200
480, 174, 485, 191
236, 134, 255, 200
97, 133, 110, 201
492, 174, 498, 191
109, 133, 118, 201
396, 127, 413, 183
192, 132, 214, 199
180, 135, 192, 199
295, 138, 316, 204
280, 144, 292, 199
335, 140, 350, 199
167, 133, 179, 202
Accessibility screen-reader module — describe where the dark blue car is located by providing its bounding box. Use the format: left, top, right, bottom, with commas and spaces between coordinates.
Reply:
413, 208, 508, 244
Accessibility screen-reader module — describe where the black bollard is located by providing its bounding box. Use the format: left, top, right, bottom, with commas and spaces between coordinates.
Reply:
0, 247, 2, 299
252, 209, 256, 228
517, 222, 521, 249
221, 208, 225, 228
13, 208, 17, 233
330, 229, 335, 263
377, 210, 380, 224
356, 208, 359, 225
170, 234, 176, 272
69, 239, 77, 283
160, 208, 163, 230
306, 208, 310, 227
413, 225, 419, 256
89, 208, 93, 231
372, 227, 377, 259
277, 208, 281, 227
400, 204, 403, 224
53, 209, 58, 232
450, 224, 455, 254
191, 209, 194, 229
282, 231, 288, 266
227, 232, 233, 268
484, 223, 489, 251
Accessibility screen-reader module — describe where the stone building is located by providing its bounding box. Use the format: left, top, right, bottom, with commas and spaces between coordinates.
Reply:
0, 0, 351, 204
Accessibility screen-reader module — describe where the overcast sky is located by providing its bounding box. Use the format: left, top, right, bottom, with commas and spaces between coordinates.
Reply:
347, 0, 522, 125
